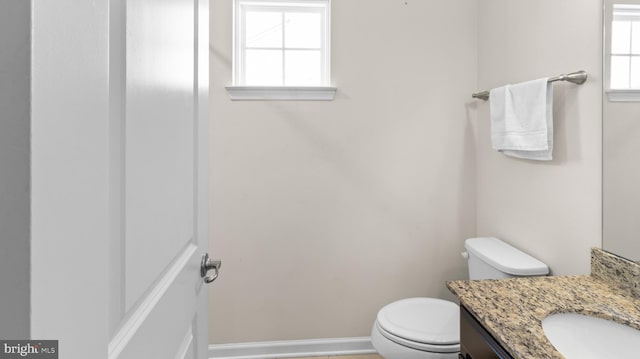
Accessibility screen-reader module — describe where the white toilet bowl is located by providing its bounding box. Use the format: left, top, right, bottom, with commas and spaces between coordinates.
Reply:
370, 298, 459, 359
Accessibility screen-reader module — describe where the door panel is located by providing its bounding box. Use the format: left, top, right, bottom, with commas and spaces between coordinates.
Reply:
125, 0, 196, 309
175, 325, 196, 359
109, 244, 201, 359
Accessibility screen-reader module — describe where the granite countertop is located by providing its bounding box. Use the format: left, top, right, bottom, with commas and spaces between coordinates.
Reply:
447, 274, 640, 359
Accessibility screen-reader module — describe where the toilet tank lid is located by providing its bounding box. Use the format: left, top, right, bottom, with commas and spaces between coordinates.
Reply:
464, 237, 549, 276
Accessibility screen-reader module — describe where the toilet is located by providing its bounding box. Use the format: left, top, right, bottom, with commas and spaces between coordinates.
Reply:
371, 237, 549, 359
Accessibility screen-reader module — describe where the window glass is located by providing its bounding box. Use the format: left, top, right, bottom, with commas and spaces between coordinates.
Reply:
284, 12, 322, 49
612, 21, 631, 54
246, 11, 283, 48
611, 56, 630, 88
631, 56, 640, 88
632, 22, 640, 54
245, 49, 283, 86
285, 50, 321, 86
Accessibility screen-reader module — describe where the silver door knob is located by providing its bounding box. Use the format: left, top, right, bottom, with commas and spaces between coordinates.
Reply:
201, 253, 222, 284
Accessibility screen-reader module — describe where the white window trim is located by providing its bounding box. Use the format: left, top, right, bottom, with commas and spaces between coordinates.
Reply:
228, 0, 335, 101
225, 86, 336, 100
606, 88, 640, 102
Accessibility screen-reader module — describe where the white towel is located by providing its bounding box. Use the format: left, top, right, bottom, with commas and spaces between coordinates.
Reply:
490, 78, 553, 160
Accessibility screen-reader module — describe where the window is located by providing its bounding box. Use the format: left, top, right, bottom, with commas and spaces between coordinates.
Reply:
227, 0, 335, 100
610, 4, 640, 89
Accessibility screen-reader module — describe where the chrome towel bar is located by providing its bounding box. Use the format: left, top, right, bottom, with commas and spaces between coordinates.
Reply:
472, 70, 588, 100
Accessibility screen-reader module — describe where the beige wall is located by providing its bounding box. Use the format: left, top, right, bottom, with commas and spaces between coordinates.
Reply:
603, 101, 640, 259
475, 0, 602, 276
209, 0, 478, 344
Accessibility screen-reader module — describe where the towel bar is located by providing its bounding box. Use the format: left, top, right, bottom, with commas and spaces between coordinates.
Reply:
472, 70, 587, 100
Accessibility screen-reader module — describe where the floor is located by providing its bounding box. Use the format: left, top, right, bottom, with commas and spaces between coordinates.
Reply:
287, 355, 383, 359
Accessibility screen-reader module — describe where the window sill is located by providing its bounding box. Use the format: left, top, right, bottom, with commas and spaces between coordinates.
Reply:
606, 89, 640, 102
225, 86, 336, 101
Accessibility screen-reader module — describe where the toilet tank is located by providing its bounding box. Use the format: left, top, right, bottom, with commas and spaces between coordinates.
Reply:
464, 237, 549, 280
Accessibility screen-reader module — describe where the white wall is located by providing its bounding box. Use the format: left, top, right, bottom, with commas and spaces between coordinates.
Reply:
209, 0, 478, 344
475, 0, 603, 275
0, 0, 30, 339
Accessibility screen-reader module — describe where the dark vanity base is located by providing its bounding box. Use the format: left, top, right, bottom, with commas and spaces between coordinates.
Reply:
459, 305, 513, 359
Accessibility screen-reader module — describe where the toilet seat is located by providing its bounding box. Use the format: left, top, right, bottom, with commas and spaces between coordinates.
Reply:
375, 322, 459, 353
375, 298, 460, 353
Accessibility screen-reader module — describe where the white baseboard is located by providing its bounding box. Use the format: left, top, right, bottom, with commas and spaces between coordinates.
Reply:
209, 337, 376, 359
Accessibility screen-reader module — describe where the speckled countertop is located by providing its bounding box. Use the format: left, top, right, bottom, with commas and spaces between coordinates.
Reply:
446, 249, 640, 359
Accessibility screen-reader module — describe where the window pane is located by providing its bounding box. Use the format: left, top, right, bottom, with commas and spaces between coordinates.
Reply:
284, 12, 322, 49
245, 49, 283, 85
246, 11, 282, 48
631, 56, 640, 88
284, 50, 321, 86
611, 55, 630, 89
633, 22, 640, 54
612, 21, 631, 54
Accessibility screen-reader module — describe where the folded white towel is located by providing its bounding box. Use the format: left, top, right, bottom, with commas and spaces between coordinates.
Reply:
490, 78, 553, 160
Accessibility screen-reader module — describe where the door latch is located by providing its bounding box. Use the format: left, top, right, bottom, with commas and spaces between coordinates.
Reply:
201, 253, 222, 284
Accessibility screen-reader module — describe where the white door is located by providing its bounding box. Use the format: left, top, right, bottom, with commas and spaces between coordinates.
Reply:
29, 0, 212, 358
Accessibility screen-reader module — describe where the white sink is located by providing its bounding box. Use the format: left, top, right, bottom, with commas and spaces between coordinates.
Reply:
542, 312, 640, 358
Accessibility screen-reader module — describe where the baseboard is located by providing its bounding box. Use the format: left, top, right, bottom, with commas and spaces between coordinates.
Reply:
209, 337, 376, 359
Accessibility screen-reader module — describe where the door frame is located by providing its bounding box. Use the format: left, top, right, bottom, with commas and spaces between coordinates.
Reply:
31, 0, 111, 356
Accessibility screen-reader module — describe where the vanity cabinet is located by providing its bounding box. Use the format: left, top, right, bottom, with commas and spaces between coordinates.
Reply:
459, 306, 514, 359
